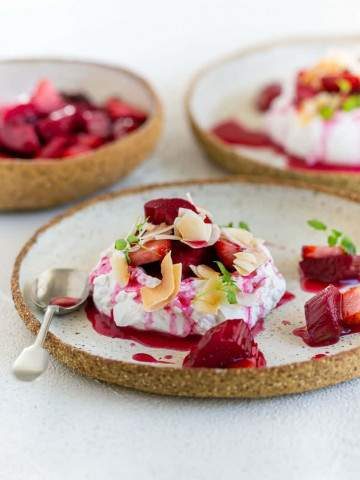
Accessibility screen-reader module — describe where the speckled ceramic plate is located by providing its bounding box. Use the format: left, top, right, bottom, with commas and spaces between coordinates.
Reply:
11, 177, 360, 397
187, 36, 360, 197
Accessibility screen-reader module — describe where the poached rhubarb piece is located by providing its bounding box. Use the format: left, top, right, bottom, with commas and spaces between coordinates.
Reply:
300, 245, 360, 283
0, 79, 147, 160
342, 286, 360, 327
183, 319, 266, 368
304, 285, 343, 345
144, 198, 197, 225
255, 82, 282, 112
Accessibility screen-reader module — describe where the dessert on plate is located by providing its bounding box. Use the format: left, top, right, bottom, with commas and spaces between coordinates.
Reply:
264, 51, 360, 168
211, 50, 360, 171
89, 196, 286, 367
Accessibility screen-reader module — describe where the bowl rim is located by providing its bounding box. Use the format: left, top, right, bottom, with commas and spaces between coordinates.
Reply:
185, 34, 360, 180
11, 174, 360, 397
0, 56, 163, 165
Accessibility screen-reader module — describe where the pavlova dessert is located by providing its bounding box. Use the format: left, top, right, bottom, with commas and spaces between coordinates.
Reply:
89, 196, 286, 343
264, 50, 360, 167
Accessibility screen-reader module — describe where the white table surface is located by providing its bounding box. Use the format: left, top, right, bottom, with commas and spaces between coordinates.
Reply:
2, 1, 360, 478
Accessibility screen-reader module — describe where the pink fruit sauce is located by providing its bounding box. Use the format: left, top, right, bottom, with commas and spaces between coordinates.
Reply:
276, 291, 295, 307
300, 275, 360, 293
131, 353, 174, 364
211, 120, 360, 173
50, 296, 80, 308
311, 353, 327, 360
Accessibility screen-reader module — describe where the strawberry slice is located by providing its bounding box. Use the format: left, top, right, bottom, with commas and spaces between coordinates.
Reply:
256, 82, 282, 112
38, 136, 69, 158
31, 79, 64, 115
37, 106, 79, 141
0, 121, 40, 156
302, 245, 345, 259
342, 286, 360, 327
183, 319, 266, 368
80, 110, 112, 138
129, 239, 171, 266
144, 198, 197, 225
214, 238, 241, 270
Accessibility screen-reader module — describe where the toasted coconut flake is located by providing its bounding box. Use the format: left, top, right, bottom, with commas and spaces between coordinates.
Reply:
140, 252, 182, 312
222, 227, 254, 247
190, 264, 219, 279
110, 251, 130, 287
192, 276, 225, 314
174, 209, 212, 242
233, 250, 267, 276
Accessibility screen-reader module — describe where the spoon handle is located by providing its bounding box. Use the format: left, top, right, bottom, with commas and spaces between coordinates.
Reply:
34, 304, 59, 347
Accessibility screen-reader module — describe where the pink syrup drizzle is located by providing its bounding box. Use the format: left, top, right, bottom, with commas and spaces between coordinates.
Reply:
276, 291, 295, 308
311, 353, 327, 360
50, 296, 80, 308
212, 119, 360, 173
132, 353, 174, 364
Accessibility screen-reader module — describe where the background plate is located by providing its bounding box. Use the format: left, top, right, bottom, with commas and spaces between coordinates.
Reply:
11, 177, 360, 397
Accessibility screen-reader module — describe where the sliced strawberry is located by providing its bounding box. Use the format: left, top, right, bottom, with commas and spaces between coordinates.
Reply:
3, 103, 37, 124
113, 117, 141, 139
75, 133, 104, 149
300, 254, 360, 283
304, 285, 343, 345
31, 79, 64, 115
342, 286, 360, 327
302, 245, 345, 259
144, 198, 197, 225
171, 242, 211, 278
105, 97, 147, 122
214, 238, 241, 270
183, 319, 266, 368
63, 143, 92, 157
256, 82, 282, 112
129, 239, 171, 266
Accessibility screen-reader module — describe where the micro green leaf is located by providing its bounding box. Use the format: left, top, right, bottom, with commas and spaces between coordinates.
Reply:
115, 238, 128, 250
341, 236, 357, 255
307, 219, 327, 231
238, 221, 250, 231
319, 105, 334, 120
214, 261, 238, 304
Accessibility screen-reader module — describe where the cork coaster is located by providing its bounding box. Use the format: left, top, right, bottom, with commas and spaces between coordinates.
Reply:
11, 177, 360, 397
186, 35, 360, 199
0, 58, 163, 210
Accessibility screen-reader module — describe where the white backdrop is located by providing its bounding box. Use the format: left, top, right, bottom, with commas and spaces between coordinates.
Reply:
1, 1, 360, 479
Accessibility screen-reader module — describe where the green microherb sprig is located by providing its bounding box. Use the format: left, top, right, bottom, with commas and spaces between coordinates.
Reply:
114, 217, 148, 261
214, 261, 238, 304
307, 219, 357, 254
224, 221, 250, 231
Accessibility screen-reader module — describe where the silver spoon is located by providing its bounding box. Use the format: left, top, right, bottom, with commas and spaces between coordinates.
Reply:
13, 268, 89, 381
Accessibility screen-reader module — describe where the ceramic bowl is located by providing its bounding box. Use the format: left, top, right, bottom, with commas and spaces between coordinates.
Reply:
186, 36, 360, 199
0, 58, 162, 210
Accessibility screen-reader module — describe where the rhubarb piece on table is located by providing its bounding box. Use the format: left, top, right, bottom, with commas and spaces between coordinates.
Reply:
304, 285, 343, 345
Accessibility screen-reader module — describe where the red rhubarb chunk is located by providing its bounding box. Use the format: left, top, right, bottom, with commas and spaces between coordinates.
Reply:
129, 240, 171, 266
304, 285, 343, 345
214, 238, 242, 270
302, 245, 345, 259
300, 254, 360, 283
3, 103, 37, 124
256, 82, 282, 112
144, 198, 197, 225
37, 105, 79, 141
80, 110, 111, 138
183, 319, 266, 368
0, 121, 40, 156
31, 79, 64, 115
171, 242, 211, 279
105, 97, 147, 122
342, 286, 360, 327
38, 136, 69, 158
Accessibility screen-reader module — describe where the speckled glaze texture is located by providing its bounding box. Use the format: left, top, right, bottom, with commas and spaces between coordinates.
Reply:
0, 59, 163, 211
11, 177, 360, 397
186, 36, 360, 199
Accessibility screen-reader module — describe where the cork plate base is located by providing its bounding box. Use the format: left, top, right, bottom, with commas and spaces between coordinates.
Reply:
11, 177, 360, 398
187, 36, 360, 199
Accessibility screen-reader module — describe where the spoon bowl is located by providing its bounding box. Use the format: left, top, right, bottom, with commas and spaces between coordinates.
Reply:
13, 268, 89, 381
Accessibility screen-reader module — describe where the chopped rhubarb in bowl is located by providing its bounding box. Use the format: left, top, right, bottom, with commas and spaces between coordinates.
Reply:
0, 58, 162, 210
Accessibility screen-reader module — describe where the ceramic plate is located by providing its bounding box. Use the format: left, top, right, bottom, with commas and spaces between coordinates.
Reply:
12, 177, 360, 397
187, 36, 360, 195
